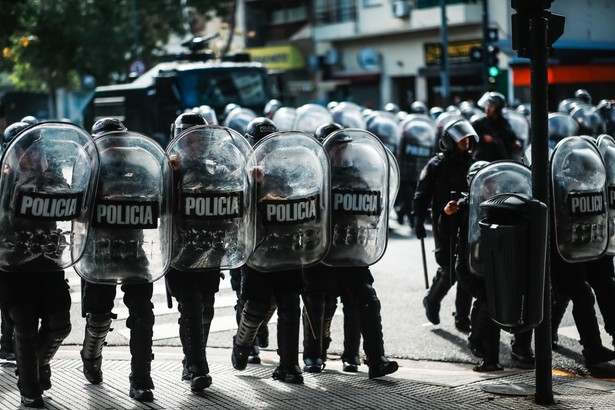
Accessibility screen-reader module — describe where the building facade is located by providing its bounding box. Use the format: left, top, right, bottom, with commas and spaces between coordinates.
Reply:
241, 0, 615, 110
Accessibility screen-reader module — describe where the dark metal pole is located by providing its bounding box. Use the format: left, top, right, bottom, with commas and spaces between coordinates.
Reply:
511, 0, 564, 405
440, 0, 450, 107
529, 12, 553, 405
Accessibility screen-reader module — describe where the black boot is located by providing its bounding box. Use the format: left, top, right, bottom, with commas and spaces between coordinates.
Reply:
11, 306, 44, 408
473, 304, 503, 372
357, 285, 398, 379
341, 295, 361, 372
423, 267, 453, 325
511, 330, 535, 369
272, 292, 303, 384
302, 294, 326, 373
81, 312, 113, 384
178, 301, 212, 392
467, 301, 485, 358
37, 311, 71, 390
232, 300, 268, 371
0, 308, 15, 361
454, 284, 472, 333
127, 312, 154, 402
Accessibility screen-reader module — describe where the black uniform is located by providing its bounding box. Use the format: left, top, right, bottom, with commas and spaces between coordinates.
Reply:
413, 150, 473, 330
471, 114, 519, 162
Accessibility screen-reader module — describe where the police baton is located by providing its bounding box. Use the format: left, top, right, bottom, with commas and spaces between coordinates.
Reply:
300, 294, 318, 340
420, 238, 429, 289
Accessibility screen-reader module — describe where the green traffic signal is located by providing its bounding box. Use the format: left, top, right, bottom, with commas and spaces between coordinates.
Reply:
488, 66, 499, 77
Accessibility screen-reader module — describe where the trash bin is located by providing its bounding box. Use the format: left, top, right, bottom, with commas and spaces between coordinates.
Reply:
478, 192, 547, 333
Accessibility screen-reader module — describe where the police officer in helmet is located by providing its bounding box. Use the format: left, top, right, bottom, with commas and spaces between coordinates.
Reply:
414, 118, 476, 332
79, 118, 157, 402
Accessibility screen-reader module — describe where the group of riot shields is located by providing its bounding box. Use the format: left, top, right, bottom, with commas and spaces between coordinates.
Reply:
465, 120, 615, 335
0, 118, 398, 287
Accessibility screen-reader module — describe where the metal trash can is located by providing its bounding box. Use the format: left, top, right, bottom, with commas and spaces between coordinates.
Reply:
478, 193, 547, 333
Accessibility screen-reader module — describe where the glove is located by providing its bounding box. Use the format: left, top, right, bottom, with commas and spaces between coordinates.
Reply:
414, 223, 426, 239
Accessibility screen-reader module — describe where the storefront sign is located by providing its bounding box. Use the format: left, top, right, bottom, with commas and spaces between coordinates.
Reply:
246, 45, 305, 70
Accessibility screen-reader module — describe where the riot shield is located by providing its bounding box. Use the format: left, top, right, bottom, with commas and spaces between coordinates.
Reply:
294, 103, 334, 134
75, 131, 172, 284
331, 104, 366, 129
0, 122, 99, 271
272, 107, 297, 131
247, 131, 330, 272
548, 112, 579, 149
468, 160, 532, 276
166, 125, 255, 270
597, 134, 615, 255
366, 115, 401, 155
551, 136, 607, 262
322, 128, 390, 267
570, 104, 606, 137
223, 107, 257, 135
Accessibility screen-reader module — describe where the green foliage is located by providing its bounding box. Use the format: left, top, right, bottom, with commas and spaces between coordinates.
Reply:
1, 0, 234, 92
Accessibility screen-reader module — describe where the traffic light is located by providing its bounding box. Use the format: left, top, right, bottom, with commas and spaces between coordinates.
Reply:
486, 43, 500, 84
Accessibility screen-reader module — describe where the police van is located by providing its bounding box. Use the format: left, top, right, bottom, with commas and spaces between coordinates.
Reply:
83, 47, 272, 146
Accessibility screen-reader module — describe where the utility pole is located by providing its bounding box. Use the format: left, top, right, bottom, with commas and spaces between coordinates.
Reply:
481, 0, 490, 92
511, 0, 564, 405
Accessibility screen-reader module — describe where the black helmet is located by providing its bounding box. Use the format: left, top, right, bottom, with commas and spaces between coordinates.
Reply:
171, 112, 207, 139
477, 91, 506, 113
2, 121, 31, 146
90, 117, 127, 139
245, 117, 277, 146
20, 116, 39, 125
263, 99, 282, 118
410, 101, 428, 114
314, 122, 343, 143
467, 160, 490, 185
440, 118, 479, 152
574, 88, 592, 105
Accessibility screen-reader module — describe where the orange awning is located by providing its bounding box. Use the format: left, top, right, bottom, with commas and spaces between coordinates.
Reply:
513, 64, 615, 86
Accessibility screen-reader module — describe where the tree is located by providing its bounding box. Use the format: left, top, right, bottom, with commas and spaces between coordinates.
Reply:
0, 0, 233, 92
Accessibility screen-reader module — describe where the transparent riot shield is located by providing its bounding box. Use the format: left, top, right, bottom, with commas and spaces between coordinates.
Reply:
272, 107, 297, 131
294, 103, 334, 134
551, 136, 607, 262
597, 134, 615, 255
224, 107, 257, 135
322, 128, 390, 267
503, 109, 530, 152
247, 131, 330, 272
548, 112, 579, 149
399, 118, 437, 180
75, 131, 172, 284
468, 160, 532, 276
367, 115, 401, 155
0, 122, 99, 271
166, 125, 255, 270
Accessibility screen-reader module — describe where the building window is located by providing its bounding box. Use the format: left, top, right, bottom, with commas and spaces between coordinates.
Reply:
271, 5, 307, 24
416, 0, 471, 8
363, 0, 382, 7
314, 0, 357, 25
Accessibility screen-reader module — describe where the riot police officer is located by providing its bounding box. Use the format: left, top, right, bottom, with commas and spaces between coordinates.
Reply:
0, 121, 97, 407
413, 118, 476, 332
471, 92, 521, 161
232, 117, 331, 384
78, 118, 172, 402
166, 113, 256, 392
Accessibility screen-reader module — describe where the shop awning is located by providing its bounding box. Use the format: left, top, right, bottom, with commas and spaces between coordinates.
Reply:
512, 64, 615, 87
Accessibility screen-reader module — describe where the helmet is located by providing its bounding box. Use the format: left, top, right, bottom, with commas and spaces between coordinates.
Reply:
197, 105, 218, 125
91, 117, 127, 139
410, 101, 428, 115
245, 117, 277, 145
574, 88, 592, 105
314, 122, 343, 143
383, 102, 400, 114
263, 99, 282, 118
171, 112, 207, 139
467, 160, 490, 185
2, 121, 31, 146
20, 116, 39, 125
440, 118, 479, 152
429, 106, 444, 120
223, 103, 240, 119
477, 91, 506, 113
